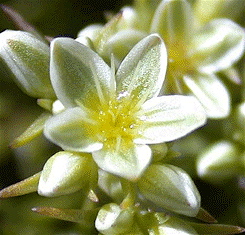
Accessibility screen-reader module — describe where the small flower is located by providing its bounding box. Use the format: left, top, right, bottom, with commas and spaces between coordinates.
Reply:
150, 0, 245, 118
193, 0, 245, 24
79, 0, 245, 118
44, 34, 206, 180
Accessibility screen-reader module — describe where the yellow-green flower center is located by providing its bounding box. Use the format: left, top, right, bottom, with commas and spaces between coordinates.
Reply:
168, 41, 194, 77
96, 98, 141, 143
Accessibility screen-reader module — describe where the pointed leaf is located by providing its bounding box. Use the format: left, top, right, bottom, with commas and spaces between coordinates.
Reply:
138, 164, 201, 217
0, 172, 40, 198
195, 208, 217, 223
192, 19, 245, 73
0, 30, 54, 98
93, 139, 151, 181
151, 0, 194, 44
116, 34, 167, 105
1, 4, 45, 40
183, 73, 230, 118
135, 95, 206, 144
11, 112, 51, 148
32, 207, 98, 223
155, 216, 198, 235
38, 151, 96, 197
189, 222, 245, 235
50, 37, 112, 108
44, 107, 103, 152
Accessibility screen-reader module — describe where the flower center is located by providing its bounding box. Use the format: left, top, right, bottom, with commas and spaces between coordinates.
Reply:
96, 98, 141, 142
168, 41, 195, 77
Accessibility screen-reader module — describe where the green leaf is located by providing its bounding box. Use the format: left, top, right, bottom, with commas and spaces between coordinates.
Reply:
116, 34, 167, 105
50, 37, 112, 109
0, 172, 40, 198
0, 30, 54, 98
151, 0, 194, 44
38, 151, 97, 197
191, 19, 245, 73
138, 164, 201, 217
44, 107, 103, 152
93, 139, 151, 181
11, 112, 51, 148
135, 95, 206, 143
183, 73, 230, 118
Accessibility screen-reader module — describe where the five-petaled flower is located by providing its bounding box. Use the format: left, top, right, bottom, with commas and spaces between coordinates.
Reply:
44, 34, 206, 180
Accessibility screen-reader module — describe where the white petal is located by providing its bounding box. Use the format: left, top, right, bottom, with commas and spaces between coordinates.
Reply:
50, 37, 112, 108
151, 0, 194, 44
191, 19, 245, 73
93, 139, 151, 181
183, 73, 230, 118
135, 95, 206, 144
44, 107, 103, 152
116, 34, 167, 105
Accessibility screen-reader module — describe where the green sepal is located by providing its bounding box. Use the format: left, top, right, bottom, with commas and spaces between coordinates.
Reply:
195, 207, 217, 223
189, 222, 245, 235
11, 112, 51, 148
0, 172, 40, 198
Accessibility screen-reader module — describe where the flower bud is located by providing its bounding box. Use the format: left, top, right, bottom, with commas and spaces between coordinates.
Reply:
98, 169, 124, 203
0, 30, 55, 98
197, 141, 240, 184
95, 203, 134, 235
38, 151, 97, 197
138, 164, 201, 217
151, 216, 197, 235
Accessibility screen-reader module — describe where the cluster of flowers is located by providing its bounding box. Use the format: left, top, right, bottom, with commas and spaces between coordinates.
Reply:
0, 0, 245, 234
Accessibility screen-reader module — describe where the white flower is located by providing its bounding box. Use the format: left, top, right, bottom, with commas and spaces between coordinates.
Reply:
44, 34, 206, 180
